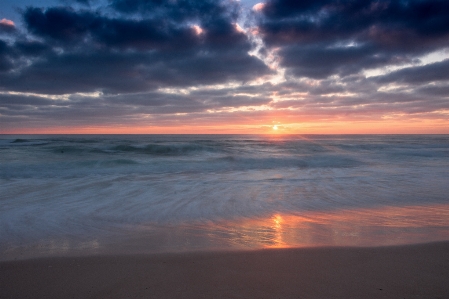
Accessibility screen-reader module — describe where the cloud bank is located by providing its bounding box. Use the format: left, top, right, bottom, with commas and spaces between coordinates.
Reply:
1, 0, 448, 133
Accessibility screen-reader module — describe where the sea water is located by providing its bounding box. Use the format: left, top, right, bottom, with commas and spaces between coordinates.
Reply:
1, 135, 449, 259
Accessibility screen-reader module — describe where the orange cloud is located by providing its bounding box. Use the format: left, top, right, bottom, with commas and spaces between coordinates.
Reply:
0, 18, 15, 27
253, 3, 265, 12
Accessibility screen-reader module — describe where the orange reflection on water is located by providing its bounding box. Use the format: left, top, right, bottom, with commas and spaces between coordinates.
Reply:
268, 214, 288, 248
208, 204, 449, 249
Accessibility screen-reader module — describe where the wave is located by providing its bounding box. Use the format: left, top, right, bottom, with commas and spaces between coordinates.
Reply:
1, 135, 447, 179
7, 139, 49, 146
212, 155, 364, 170
51, 146, 100, 154
11, 139, 29, 143
76, 159, 140, 166
111, 143, 221, 156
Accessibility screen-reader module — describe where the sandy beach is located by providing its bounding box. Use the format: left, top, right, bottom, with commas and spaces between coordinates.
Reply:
1, 241, 448, 299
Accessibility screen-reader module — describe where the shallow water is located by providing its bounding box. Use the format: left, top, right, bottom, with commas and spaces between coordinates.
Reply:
1, 134, 449, 259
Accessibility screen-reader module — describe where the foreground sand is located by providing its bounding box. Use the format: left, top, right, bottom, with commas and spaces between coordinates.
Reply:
1, 242, 448, 299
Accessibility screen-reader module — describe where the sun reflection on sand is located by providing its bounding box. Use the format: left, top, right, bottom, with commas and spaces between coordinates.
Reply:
6, 205, 449, 260
113, 203, 449, 256
205, 204, 449, 250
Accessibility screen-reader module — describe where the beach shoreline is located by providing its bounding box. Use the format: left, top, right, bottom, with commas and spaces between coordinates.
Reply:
1, 241, 448, 299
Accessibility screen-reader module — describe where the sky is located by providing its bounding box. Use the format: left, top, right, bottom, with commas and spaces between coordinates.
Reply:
1, 0, 449, 134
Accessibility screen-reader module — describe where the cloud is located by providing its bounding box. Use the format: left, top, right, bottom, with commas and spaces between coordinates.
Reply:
375, 59, 449, 84
0, 40, 15, 72
23, 7, 200, 49
252, 3, 265, 11
258, 0, 449, 79
416, 84, 449, 97
0, 0, 270, 95
0, 18, 15, 33
0, 85, 273, 129
1, 0, 449, 133
279, 43, 415, 79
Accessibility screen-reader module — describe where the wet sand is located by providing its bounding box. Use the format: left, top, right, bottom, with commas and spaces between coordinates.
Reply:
1, 242, 448, 299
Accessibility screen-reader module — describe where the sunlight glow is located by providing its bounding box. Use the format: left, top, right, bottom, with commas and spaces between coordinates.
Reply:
206, 105, 272, 113
234, 23, 245, 33
270, 214, 286, 248
191, 25, 203, 35
252, 3, 265, 11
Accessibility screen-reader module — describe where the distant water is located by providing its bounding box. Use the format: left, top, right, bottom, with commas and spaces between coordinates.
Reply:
1, 135, 449, 259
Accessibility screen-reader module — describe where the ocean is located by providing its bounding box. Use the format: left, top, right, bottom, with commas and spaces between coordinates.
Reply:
1, 134, 449, 259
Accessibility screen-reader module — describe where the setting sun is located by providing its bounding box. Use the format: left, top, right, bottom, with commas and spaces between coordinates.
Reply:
273, 125, 278, 130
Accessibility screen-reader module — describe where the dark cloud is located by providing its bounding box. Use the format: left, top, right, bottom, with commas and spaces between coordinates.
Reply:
72, 0, 90, 5
375, 59, 449, 84
0, 93, 55, 106
0, 1, 269, 94
259, 0, 449, 79
261, 0, 449, 46
110, 0, 237, 20
1, 46, 268, 94
0, 86, 273, 129
24, 7, 94, 43
23, 7, 200, 50
1, 51, 155, 94
0, 40, 14, 72
14, 40, 52, 57
416, 85, 449, 97
1, 0, 448, 133
279, 44, 415, 79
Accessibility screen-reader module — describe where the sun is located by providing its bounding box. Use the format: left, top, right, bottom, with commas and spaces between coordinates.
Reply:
273, 125, 278, 130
